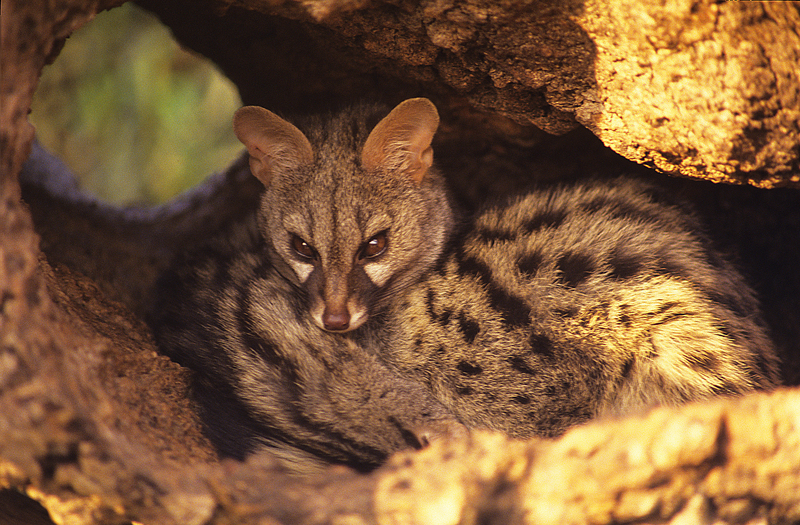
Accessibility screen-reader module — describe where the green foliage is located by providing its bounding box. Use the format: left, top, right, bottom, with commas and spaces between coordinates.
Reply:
30, 3, 243, 205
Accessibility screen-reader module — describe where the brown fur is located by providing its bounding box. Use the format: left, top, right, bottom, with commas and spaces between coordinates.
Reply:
152, 99, 780, 473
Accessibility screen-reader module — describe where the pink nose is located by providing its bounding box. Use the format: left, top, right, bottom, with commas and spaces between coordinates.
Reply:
322, 310, 350, 331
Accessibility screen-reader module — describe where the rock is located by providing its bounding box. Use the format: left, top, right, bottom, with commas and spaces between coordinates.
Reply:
2, 0, 800, 524
576, 0, 800, 187
135, 0, 800, 187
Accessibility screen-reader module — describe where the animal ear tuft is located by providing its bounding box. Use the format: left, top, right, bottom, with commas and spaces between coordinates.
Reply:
233, 106, 314, 187
361, 98, 439, 184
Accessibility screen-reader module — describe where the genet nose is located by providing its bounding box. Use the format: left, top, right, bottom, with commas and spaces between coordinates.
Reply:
322, 310, 350, 331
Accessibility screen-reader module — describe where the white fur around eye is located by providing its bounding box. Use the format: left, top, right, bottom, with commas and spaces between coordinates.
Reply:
364, 261, 392, 286
291, 261, 314, 282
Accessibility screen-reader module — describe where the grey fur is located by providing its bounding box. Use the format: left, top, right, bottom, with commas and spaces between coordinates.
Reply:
153, 100, 462, 474
381, 176, 780, 437
152, 99, 780, 473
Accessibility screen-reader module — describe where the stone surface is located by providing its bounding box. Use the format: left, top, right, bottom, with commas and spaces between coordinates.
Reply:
136, 0, 800, 187
576, 0, 800, 187
375, 390, 800, 525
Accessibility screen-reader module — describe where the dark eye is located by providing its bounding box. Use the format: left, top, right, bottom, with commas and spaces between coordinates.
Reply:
359, 231, 387, 260
291, 235, 317, 260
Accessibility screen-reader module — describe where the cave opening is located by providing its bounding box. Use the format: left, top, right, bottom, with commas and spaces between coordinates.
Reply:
29, 1, 243, 206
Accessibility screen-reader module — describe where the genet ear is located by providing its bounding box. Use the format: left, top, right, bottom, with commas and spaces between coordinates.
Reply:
361, 98, 439, 184
233, 106, 314, 187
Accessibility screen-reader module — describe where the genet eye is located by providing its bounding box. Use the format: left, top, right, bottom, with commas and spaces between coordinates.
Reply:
291, 235, 317, 260
359, 231, 387, 260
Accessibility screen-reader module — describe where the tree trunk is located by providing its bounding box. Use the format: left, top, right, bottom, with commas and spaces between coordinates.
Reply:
2, 0, 799, 524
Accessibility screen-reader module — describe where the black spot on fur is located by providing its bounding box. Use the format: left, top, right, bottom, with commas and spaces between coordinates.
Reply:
648, 298, 695, 325
715, 321, 738, 343
288, 292, 310, 325
706, 290, 753, 319
433, 254, 449, 276
253, 260, 273, 280
745, 366, 764, 388
517, 250, 543, 277
652, 312, 693, 325
639, 183, 676, 206
457, 386, 474, 396
456, 250, 494, 283
618, 312, 633, 327
207, 261, 235, 293
511, 394, 531, 405
554, 306, 579, 318
457, 311, 480, 344
709, 382, 739, 396
704, 248, 728, 270
456, 252, 531, 327
556, 252, 595, 287
472, 227, 517, 243
563, 405, 593, 423
487, 286, 531, 327
243, 334, 283, 369
458, 361, 483, 376
607, 248, 643, 280
528, 331, 554, 358
653, 255, 693, 282
649, 301, 680, 317
439, 308, 453, 326
425, 288, 438, 321
690, 352, 720, 372
587, 365, 603, 382
238, 298, 302, 399
252, 243, 274, 278
580, 197, 605, 215
581, 197, 660, 225
620, 357, 635, 379
509, 356, 537, 376
522, 209, 567, 233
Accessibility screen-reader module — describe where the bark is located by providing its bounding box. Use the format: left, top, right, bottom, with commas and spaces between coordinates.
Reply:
2, 0, 800, 524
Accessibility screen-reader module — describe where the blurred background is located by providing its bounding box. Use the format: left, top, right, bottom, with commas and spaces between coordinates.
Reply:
30, 2, 243, 205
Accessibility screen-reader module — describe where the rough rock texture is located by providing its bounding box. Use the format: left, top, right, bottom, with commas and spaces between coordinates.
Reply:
576, 0, 800, 186
136, 0, 800, 187
2, 0, 800, 524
